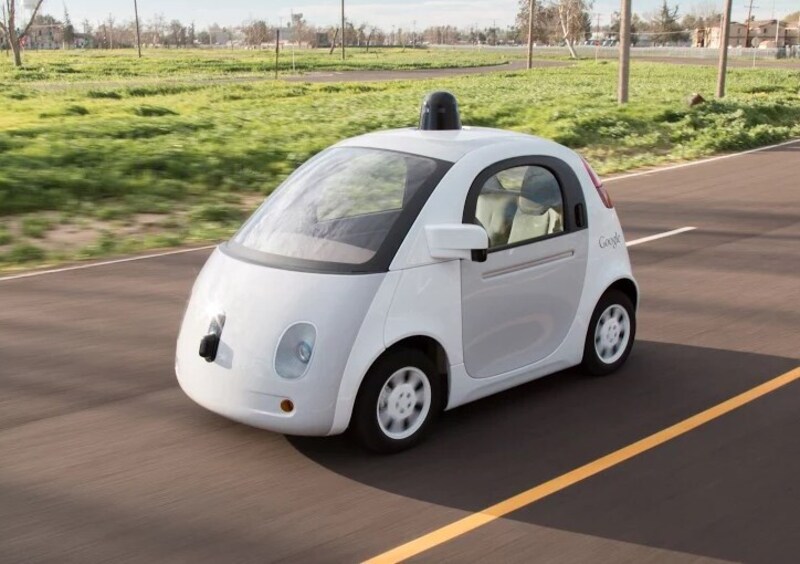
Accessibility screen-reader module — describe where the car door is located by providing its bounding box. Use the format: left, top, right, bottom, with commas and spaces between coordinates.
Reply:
461, 156, 589, 379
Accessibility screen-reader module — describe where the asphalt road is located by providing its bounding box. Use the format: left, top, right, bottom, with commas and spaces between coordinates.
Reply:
1, 141, 799, 563
283, 59, 564, 83
282, 55, 799, 84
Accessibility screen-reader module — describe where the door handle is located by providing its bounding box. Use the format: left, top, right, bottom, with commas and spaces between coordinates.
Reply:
575, 203, 587, 228
471, 248, 488, 263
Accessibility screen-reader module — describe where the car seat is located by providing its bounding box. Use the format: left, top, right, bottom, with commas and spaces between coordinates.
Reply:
508, 168, 563, 244
475, 176, 518, 247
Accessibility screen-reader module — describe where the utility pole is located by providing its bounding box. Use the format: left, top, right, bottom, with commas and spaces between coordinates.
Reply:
618, 0, 632, 104
341, 0, 345, 61
595, 12, 601, 62
773, 0, 780, 46
275, 27, 280, 79
743, 0, 756, 47
133, 0, 142, 58
717, 0, 733, 97
526, 0, 535, 69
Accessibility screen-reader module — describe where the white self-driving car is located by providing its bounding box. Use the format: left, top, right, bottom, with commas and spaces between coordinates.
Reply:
176, 92, 638, 452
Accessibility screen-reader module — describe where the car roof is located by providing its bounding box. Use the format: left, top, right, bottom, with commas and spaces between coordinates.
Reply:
337, 127, 564, 163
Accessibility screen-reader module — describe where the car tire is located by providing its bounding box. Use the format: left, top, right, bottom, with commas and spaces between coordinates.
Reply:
351, 349, 442, 454
582, 289, 636, 377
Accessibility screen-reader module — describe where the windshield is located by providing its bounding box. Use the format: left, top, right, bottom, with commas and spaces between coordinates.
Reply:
230, 147, 449, 271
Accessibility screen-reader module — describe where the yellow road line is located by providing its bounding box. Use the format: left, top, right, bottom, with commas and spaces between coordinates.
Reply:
365, 366, 800, 564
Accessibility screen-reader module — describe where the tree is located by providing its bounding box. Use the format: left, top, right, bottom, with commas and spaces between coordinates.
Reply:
486, 26, 499, 45
555, 0, 593, 57
166, 19, 188, 47
290, 12, 312, 46
650, 0, 685, 45
243, 20, 269, 48
781, 11, 800, 24
516, 0, 570, 46
610, 10, 641, 45
147, 14, 166, 46
63, 5, 75, 48
0, 0, 45, 66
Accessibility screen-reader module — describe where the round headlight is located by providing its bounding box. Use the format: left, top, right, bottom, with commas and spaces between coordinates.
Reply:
275, 322, 316, 379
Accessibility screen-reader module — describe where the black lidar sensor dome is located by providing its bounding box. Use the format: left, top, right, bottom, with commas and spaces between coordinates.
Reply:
419, 91, 462, 131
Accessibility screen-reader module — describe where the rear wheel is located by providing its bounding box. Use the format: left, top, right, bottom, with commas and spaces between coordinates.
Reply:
582, 289, 636, 376
351, 349, 441, 453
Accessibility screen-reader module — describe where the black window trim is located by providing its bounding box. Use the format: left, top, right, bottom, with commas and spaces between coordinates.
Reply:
223, 147, 454, 275
462, 155, 587, 254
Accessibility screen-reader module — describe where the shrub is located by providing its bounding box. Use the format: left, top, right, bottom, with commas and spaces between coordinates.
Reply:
189, 204, 245, 224
132, 105, 179, 117
8, 243, 45, 263
21, 217, 53, 238
0, 226, 12, 246
87, 90, 123, 100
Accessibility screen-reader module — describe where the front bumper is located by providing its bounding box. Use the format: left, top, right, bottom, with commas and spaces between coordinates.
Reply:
176, 359, 338, 436
173, 248, 385, 437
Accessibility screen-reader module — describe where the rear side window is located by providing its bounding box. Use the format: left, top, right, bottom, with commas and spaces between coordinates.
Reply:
474, 165, 564, 249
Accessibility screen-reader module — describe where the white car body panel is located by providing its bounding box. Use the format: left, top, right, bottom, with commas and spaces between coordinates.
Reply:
176, 248, 383, 435
176, 126, 638, 438
461, 230, 589, 378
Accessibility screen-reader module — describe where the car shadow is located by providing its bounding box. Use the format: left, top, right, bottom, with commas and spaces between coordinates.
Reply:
289, 341, 798, 561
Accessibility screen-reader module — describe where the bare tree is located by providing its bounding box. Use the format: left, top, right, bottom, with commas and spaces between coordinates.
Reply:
517, 0, 562, 46
0, 0, 45, 66
63, 5, 75, 49
555, 0, 592, 58
243, 20, 269, 48
365, 25, 380, 52
148, 14, 166, 46
328, 26, 339, 54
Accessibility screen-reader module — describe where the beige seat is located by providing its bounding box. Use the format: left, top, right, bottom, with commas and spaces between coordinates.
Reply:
508, 168, 563, 244
475, 177, 517, 247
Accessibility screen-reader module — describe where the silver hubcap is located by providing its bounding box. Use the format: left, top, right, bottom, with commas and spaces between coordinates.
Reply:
594, 304, 631, 364
377, 367, 431, 440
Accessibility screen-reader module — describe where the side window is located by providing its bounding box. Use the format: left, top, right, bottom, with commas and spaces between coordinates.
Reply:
474, 165, 564, 249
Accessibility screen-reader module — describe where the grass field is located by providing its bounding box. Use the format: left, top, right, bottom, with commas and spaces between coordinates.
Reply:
0, 47, 520, 83
1, 49, 798, 270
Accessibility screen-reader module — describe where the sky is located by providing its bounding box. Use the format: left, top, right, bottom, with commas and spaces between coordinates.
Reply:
33, 0, 800, 31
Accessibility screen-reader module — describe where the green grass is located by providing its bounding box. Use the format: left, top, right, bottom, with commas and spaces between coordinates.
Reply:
20, 217, 54, 238
0, 48, 519, 83
0, 225, 12, 245
5, 243, 46, 263
0, 52, 798, 270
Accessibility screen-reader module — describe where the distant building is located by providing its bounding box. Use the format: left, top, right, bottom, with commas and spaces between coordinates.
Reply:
748, 19, 797, 48
698, 20, 799, 48
72, 33, 94, 49
315, 32, 331, 48
25, 23, 63, 50
17, 23, 95, 50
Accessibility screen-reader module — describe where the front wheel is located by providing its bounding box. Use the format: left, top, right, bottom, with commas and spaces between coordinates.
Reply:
582, 289, 636, 376
351, 349, 441, 453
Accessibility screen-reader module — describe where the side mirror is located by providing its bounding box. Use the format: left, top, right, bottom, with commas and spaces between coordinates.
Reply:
426, 224, 489, 261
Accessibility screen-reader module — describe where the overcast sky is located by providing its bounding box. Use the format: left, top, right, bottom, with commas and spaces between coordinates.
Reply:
36, 0, 800, 30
